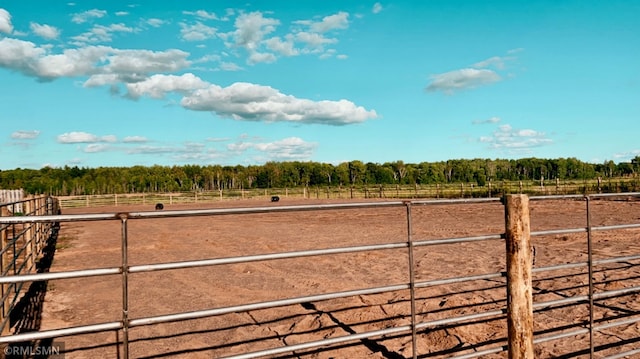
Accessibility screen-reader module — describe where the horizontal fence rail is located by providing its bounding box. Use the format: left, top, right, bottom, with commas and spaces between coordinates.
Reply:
0, 193, 639, 358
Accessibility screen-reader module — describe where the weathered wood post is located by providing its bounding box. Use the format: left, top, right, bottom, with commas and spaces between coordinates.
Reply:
24, 198, 35, 272
504, 194, 534, 359
1, 206, 11, 335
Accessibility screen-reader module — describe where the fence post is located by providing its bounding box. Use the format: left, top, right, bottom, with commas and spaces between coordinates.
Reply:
504, 194, 534, 359
24, 198, 35, 272
1, 206, 10, 336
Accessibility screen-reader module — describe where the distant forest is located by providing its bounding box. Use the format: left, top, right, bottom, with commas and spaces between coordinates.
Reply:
1, 157, 639, 196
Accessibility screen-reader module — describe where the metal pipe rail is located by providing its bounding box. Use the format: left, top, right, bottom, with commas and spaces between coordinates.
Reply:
1, 194, 639, 358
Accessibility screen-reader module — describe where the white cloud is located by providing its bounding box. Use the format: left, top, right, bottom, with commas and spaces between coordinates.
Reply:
30, 23, 61, 40
183, 10, 219, 20
181, 82, 378, 125
35, 46, 112, 79
265, 35, 299, 56
125, 73, 209, 99
115, 11, 129, 16
127, 145, 176, 154
426, 49, 522, 95
123, 136, 148, 143
247, 51, 276, 65
0, 39, 188, 82
104, 48, 191, 75
11, 130, 40, 139
479, 124, 553, 152
84, 143, 112, 153
472, 116, 501, 125
71, 9, 107, 24
224, 11, 280, 64
219, 61, 243, 71
146, 18, 165, 27
373, 3, 383, 14
57, 132, 117, 144
228, 137, 317, 161
254, 137, 317, 160
236, 12, 279, 49
0, 38, 48, 76
426, 68, 501, 94
72, 23, 135, 44
613, 150, 640, 161
180, 22, 217, 41
295, 31, 337, 49
473, 56, 511, 70
0, 8, 13, 34
309, 12, 349, 33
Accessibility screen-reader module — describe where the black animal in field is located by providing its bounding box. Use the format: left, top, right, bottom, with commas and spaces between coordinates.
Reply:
155, 203, 164, 210
271, 196, 280, 202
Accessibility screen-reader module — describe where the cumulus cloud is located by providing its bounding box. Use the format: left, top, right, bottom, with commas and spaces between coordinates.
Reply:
479, 124, 552, 152
309, 12, 349, 33
229, 11, 279, 52
265, 35, 298, 56
183, 10, 219, 20
372, 3, 383, 14
426, 68, 501, 94
57, 132, 117, 144
181, 82, 378, 125
30, 23, 61, 40
146, 18, 165, 27
11, 130, 40, 139
180, 22, 217, 41
0, 39, 189, 82
72, 23, 135, 44
0, 8, 13, 34
125, 73, 209, 99
71, 9, 107, 24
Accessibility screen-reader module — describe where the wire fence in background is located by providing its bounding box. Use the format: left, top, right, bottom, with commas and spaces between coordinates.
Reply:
53, 177, 640, 209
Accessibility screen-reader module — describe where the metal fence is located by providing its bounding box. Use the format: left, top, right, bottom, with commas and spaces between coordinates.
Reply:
0, 195, 60, 336
0, 193, 640, 358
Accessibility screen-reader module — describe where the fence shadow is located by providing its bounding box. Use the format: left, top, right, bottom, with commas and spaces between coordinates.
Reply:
6, 223, 60, 359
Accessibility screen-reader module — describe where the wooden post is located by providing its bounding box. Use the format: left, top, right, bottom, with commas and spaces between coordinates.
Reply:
24, 198, 35, 272
504, 194, 534, 359
1, 206, 11, 335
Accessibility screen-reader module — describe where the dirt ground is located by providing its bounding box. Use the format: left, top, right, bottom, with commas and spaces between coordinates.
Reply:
16, 196, 640, 358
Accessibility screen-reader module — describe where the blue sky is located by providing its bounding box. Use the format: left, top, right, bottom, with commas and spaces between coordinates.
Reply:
1, 1, 639, 170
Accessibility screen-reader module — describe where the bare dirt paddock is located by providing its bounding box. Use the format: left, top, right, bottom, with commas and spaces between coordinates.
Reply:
21, 197, 640, 358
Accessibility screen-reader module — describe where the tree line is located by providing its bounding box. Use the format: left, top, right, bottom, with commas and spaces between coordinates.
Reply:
1, 157, 639, 196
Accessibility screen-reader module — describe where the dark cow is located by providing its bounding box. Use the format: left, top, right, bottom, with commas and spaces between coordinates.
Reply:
271, 196, 280, 202
155, 203, 164, 210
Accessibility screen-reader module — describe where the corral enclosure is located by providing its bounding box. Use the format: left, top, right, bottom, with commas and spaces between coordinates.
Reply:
2, 195, 640, 358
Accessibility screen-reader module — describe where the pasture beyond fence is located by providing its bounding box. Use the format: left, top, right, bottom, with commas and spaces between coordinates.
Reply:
55, 177, 640, 209
0, 194, 640, 358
